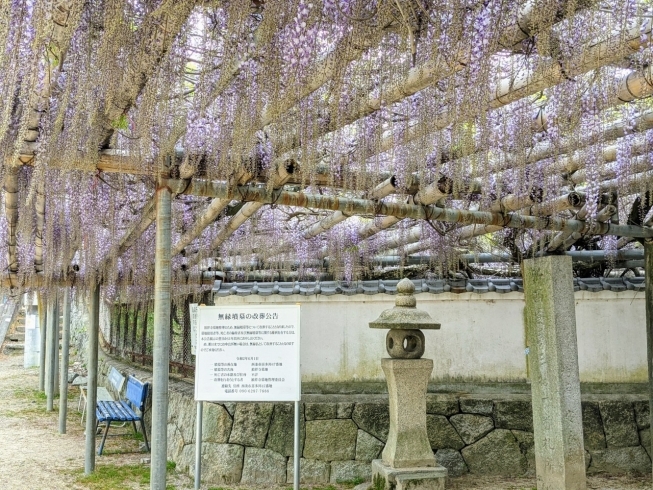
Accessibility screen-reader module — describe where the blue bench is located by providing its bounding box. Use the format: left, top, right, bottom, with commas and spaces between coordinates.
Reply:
95, 375, 150, 455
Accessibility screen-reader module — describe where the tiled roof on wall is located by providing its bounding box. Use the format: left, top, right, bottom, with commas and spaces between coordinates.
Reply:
212, 277, 645, 297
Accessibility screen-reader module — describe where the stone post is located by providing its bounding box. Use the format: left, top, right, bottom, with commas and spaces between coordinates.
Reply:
369, 278, 447, 490
381, 358, 434, 468
644, 240, 653, 485
523, 255, 586, 490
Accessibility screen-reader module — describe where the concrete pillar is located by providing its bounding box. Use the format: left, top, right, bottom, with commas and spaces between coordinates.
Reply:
644, 241, 653, 485
59, 288, 71, 434
85, 285, 100, 475
38, 292, 46, 392
151, 182, 172, 490
45, 296, 58, 410
23, 299, 40, 369
523, 255, 586, 490
54, 296, 59, 397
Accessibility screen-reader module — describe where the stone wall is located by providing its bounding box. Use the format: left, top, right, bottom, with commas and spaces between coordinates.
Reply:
96, 355, 652, 486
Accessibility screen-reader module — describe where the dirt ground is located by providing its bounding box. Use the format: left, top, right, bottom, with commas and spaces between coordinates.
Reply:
0, 350, 652, 490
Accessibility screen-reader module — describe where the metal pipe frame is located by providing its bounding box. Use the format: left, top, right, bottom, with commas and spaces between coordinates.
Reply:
175, 178, 653, 239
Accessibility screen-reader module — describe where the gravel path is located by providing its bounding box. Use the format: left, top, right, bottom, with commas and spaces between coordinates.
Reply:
0, 349, 651, 490
0, 352, 86, 489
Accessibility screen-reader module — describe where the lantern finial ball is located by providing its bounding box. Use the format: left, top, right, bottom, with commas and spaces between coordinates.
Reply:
395, 278, 416, 307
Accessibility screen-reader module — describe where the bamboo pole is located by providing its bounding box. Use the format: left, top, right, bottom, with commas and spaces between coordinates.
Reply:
457, 194, 594, 241
343, 177, 470, 245
0, 270, 213, 289
567, 153, 651, 186
381, 192, 586, 251
596, 169, 653, 194
217, 249, 646, 272
110, 178, 193, 258
548, 230, 580, 252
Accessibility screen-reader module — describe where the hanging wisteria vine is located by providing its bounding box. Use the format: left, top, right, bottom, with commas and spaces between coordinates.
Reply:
0, 0, 651, 305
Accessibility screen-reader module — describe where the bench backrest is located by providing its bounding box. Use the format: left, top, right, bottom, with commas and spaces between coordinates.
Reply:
125, 375, 149, 414
107, 366, 125, 393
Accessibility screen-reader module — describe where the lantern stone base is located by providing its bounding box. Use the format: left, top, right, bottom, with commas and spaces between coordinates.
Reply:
372, 459, 447, 490
381, 358, 435, 468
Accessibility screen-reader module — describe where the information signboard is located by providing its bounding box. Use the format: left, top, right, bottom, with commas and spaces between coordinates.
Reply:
194, 304, 300, 402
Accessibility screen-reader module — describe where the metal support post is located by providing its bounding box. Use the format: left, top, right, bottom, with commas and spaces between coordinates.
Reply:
85, 285, 100, 475
151, 181, 172, 490
59, 288, 71, 433
644, 241, 653, 485
294, 400, 300, 490
38, 292, 46, 391
194, 402, 203, 490
45, 295, 58, 411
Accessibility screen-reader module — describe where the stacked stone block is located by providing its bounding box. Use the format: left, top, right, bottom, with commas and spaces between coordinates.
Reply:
167, 395, 653, 485
96, 359, 652, 486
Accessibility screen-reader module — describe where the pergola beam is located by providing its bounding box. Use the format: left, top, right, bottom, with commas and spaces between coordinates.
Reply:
272, 0, 591, 156
21, 1, 81, 145
173, 178, 653, 239
109, 179, 192, 259
98, 0, 197, 149
183, 164, 296, 268
382, 16, 653, 154
171, 170, 252, 256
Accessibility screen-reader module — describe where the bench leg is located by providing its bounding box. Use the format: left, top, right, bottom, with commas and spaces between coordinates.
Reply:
140, 419, 150, 452
97, 421, 111, 456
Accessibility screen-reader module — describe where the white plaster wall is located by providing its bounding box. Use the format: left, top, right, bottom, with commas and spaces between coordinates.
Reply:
574, 291, 647, 383
216, 289, 647, 384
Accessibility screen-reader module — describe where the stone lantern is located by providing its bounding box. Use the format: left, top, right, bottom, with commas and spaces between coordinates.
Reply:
369, 278, 447, 490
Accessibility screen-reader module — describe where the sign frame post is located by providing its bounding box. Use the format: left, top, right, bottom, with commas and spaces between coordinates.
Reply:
194, 401, 203, 490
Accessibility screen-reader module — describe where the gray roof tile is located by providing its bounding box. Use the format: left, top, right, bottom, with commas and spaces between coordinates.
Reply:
211, 277, 636, 298
625, 277, 645, 292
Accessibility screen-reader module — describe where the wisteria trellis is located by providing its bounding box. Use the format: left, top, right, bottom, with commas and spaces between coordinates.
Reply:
1, 0, 653, 303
